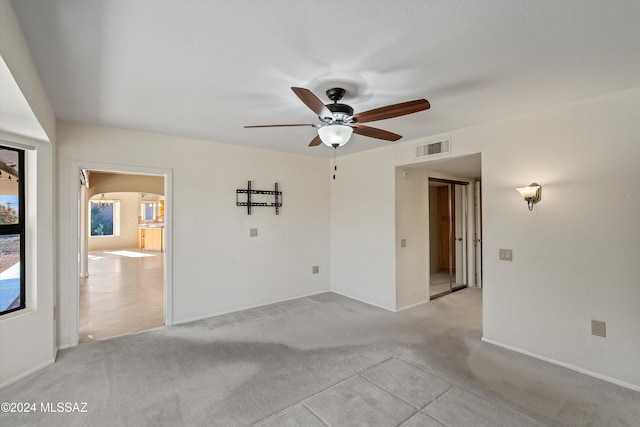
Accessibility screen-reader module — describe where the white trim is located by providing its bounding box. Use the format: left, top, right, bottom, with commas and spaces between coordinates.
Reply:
0, 135, 37, 151
0, 357, 55, 389
0, 307, 35, 323
329, 289, 396, 313
174, 290, 330, 325
481, 337, 640, 392
396, 299, 430, 312
68, 161, 173, 348
163, 170, 173, 327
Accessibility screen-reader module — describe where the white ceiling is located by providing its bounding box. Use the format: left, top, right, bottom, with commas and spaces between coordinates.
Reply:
11, 0, 640, 158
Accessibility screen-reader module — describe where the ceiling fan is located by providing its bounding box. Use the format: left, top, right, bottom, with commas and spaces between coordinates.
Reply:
245, 87, 430, 148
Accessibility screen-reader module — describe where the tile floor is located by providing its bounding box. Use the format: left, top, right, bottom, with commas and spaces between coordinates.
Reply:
79, 249, 164, 342
256, 356, 540, 426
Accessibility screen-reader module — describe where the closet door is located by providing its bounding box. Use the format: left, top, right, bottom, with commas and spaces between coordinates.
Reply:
429, 179, 469, 299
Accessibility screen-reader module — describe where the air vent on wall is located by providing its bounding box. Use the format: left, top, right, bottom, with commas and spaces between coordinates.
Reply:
417, 138, 450, 157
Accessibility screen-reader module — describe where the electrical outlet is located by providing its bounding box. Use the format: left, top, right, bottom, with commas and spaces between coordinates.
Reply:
591, 319, 606, 337
312, 266, 319, 274
249, 228, 258, 237
499, 248, 513, 261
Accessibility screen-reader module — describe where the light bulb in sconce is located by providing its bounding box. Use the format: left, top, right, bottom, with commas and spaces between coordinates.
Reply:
318, 124, 353, 147
516, 183, 542, 211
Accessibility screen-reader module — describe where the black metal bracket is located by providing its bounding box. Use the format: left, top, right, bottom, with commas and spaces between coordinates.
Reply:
236, 181, 282, 215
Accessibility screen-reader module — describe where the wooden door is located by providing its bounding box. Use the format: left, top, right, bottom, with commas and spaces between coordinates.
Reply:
437, 185, 456, 271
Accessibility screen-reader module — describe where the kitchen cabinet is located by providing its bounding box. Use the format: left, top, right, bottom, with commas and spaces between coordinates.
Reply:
137, 227, 164, 252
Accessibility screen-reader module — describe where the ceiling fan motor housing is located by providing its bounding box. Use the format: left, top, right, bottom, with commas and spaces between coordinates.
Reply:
323, 87, 354, 123
325, 103, 354, 122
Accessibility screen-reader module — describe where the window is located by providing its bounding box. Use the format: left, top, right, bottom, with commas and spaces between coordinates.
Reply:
89, 198, 120, 236
0, 145, 25, 316
142, 202, 157, 221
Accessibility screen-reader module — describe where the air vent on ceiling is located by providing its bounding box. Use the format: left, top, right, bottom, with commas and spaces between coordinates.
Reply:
417, 138, 450, 157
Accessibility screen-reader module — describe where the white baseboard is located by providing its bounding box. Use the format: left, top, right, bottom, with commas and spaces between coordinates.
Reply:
396, 299, 430, 312
0, 357, 55, 390
174, 289, 331, 325
329, 289, 395, 312
481, 337, 640, 392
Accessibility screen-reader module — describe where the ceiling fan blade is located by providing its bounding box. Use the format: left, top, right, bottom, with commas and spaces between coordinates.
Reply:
353, 99, 430, 123
244, 124, 316, 128
291, 87, 335, 120
308, 135, 322, 147
352, 124, 402, 141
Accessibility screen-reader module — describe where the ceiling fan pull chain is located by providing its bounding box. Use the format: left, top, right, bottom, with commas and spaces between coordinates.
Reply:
333, 146, 337, 180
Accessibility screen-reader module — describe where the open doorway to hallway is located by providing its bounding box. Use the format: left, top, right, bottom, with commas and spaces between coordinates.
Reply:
78, 171, 166, 342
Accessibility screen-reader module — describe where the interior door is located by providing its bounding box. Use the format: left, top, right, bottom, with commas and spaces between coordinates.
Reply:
437, 185, 454, 271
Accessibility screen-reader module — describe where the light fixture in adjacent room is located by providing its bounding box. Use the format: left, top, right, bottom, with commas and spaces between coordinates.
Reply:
98, 193, 109, 210
516, 183, 542, 211
317, 124, 354, 147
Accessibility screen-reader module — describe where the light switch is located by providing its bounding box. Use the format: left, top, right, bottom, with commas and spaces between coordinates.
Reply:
499, 248, 512, 261
400, 239, 407, 248
591, 319, 606, 337
249, 228, 258, 237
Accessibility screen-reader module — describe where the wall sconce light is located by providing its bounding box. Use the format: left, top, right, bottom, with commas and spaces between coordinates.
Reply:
516, 183, 542, 211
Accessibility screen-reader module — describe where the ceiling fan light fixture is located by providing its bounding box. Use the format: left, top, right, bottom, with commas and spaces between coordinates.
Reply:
318, 124, 353, 147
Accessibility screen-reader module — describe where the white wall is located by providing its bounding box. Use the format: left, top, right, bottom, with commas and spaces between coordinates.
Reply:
0, 0, 56, 387
56, 121, 331, 347
331, 88, 640, 388
395, 168, 429, 309
475, 89, 640, 389
330, 148, 397, 310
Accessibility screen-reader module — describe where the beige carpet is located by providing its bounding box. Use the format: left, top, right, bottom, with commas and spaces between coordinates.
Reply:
1, 288, 638, 426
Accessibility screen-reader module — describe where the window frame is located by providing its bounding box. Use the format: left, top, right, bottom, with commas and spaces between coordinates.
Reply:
0, 145, 26, 316
141, 201, 157, 221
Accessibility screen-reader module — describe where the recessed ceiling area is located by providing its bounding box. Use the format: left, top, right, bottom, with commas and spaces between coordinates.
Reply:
10, 0, 640, 157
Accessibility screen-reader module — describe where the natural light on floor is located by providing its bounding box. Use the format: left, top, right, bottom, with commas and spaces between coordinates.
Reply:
104, 250, 158, 258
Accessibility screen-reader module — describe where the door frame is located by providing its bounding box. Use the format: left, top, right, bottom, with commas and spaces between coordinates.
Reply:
474, 180, 483, 288
68, 160, 173, 347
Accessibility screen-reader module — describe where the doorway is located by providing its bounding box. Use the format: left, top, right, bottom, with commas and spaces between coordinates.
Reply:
76, 168, 170, 343
429, 178, 471, 299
